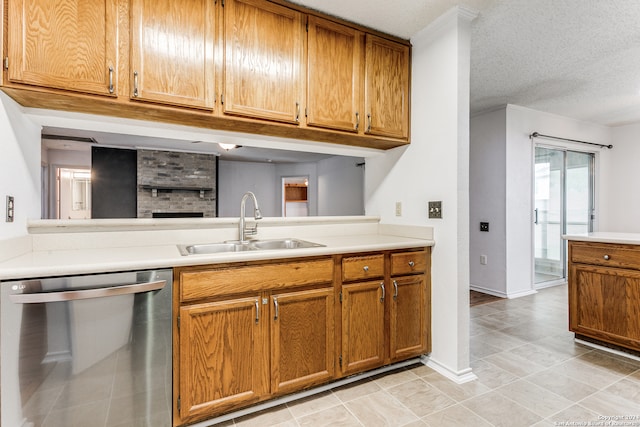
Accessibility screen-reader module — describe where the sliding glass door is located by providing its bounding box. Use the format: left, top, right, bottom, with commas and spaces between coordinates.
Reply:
534, 147, 594, 286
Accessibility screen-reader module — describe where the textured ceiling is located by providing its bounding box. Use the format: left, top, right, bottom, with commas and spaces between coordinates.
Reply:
293, 0, 640, 126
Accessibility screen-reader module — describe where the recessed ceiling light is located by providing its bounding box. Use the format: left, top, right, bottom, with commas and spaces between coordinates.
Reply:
218, 143, 237, 151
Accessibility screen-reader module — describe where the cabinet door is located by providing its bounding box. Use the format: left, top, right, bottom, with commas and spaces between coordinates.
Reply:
570, 264, 640, 348
7, 0, 117, 96
341, 280, 385, 374
178, 297, 267, 421
307, 16, 361, 132
223, 0, 304, 123
364, 34, 409, 139
390, 275, 430, 361
270, 288, 334, 394
130, 0, 215, 109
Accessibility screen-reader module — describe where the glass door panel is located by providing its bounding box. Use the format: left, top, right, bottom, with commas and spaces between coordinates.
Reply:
534, 147, 594, 286
534, 148, 564, 284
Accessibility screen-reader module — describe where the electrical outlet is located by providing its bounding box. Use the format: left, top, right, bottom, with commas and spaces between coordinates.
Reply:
395, 202, 402, 216
480, 222, 489, 232
428, 201, 442, 219
480, 255, 488, 265
6, 196, 14, 222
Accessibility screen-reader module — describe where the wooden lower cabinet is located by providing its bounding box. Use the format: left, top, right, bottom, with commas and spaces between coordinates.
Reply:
390, 274, 430, 361
270, 287, 335, 394
568, 241, 640, 352
341, 280, 386, 374
174, 249, 430, 426
178, 296, 268, 421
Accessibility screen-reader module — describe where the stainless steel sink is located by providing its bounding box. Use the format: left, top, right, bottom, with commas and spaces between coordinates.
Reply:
177, 238, 324, 256
177, 242, 255, 256
249, 238, 325, 250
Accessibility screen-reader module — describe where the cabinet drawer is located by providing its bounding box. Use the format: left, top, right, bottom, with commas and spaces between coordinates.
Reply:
342, 254, 384, 282
571, 243, 640, 270
391, 250, 428, 276
180, 258, 334, 302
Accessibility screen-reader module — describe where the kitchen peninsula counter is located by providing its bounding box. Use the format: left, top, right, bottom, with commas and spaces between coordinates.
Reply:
564, 232, 640, 354
0, 216, 434, 280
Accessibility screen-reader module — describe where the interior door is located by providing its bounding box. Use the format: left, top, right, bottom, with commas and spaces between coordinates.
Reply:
534, 147, 594, 286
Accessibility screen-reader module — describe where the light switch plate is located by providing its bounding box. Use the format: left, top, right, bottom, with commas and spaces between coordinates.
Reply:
428, 201, 442, 219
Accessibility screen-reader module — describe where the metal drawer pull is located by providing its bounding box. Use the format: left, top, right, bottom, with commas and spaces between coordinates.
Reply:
355, 112, 360, 130
273, 297, 279, 320
408, 261, 415, 267
255, 300, 260, 323
380, 283, 385, 302
367, 113, 372, 132
9, 280, 165, 304
363, 265, 369, 272
603, 255, 610, 260
393, 280, 398, 300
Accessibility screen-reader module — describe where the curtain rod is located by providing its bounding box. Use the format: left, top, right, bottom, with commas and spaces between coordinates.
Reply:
530, 132, 613, 149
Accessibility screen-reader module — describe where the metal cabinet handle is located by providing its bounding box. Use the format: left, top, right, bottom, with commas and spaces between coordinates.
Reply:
363, 265, 369, 272
367, 113, 372, 132
108, 66, 114, 94
9, 280, 166, 304
355, 112, 360, 131
603, 255, 610, 260
273, 297, 279, 320
408, 261, 415, 267
295, 102, 300, 122
133, 71, 139, 97
255, 300, 260, 324
380, 283, 385, 302
393, 280, 398, 300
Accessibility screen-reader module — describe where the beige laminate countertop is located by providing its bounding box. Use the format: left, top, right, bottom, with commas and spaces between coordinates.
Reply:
563, 232, 640, 245
0, 217, 435, 280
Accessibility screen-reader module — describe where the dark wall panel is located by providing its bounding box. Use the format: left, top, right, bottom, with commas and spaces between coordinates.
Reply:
91, 147, 137, 218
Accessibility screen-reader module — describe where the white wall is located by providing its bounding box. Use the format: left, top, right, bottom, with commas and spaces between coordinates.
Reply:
600, 123, 640, 232
469, 104, 612, 297
317, 156, 364, 216
0, 93, 41, 238
365, 7, 475, 381
469, 108, 507, 295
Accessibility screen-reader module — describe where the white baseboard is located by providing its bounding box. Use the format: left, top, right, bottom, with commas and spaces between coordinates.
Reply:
505, 288, 538, 299
421, 355, 477, 384
469, 285, 506, 298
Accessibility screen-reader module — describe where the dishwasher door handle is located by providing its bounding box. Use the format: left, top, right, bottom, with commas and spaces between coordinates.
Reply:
9, 280, 166, 304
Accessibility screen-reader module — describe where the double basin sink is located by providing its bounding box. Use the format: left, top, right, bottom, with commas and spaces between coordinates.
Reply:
177, 238, 325, 256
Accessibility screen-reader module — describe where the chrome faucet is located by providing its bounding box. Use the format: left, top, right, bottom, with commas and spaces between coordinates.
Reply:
239, 191, 262, 242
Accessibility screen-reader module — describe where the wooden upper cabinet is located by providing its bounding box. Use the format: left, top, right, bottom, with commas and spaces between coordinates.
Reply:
6, 0, 118, 96
130, 0, 215, 110
307, 16, 362, 133
223, 0, 304, 123
364, 34, 410, 139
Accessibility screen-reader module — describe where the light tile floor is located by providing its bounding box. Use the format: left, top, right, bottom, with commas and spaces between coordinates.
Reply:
225, 284, 640, 426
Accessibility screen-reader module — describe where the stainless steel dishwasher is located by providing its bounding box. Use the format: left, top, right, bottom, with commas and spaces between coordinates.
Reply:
1, 269, 172, 427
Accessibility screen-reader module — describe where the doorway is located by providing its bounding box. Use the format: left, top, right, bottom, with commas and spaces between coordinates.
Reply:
534, 147, 594, 287
282, 176, 309, 217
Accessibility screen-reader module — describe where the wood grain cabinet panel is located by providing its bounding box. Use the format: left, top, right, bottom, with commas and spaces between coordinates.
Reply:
390, 275, 430, 361
223, 0, 304, 123
342, 254, 384, 282
178, 296, 267, 421
341, 280, 386, 374
130, 0, 216, 109
306, 16, 362, 132
364, 34, 410, 139
7, 0, 118, 95
568, 241, 640, 352
270, 287, 335, 394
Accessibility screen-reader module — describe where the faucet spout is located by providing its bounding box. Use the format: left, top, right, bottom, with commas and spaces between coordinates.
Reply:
239, 191, 262, 242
